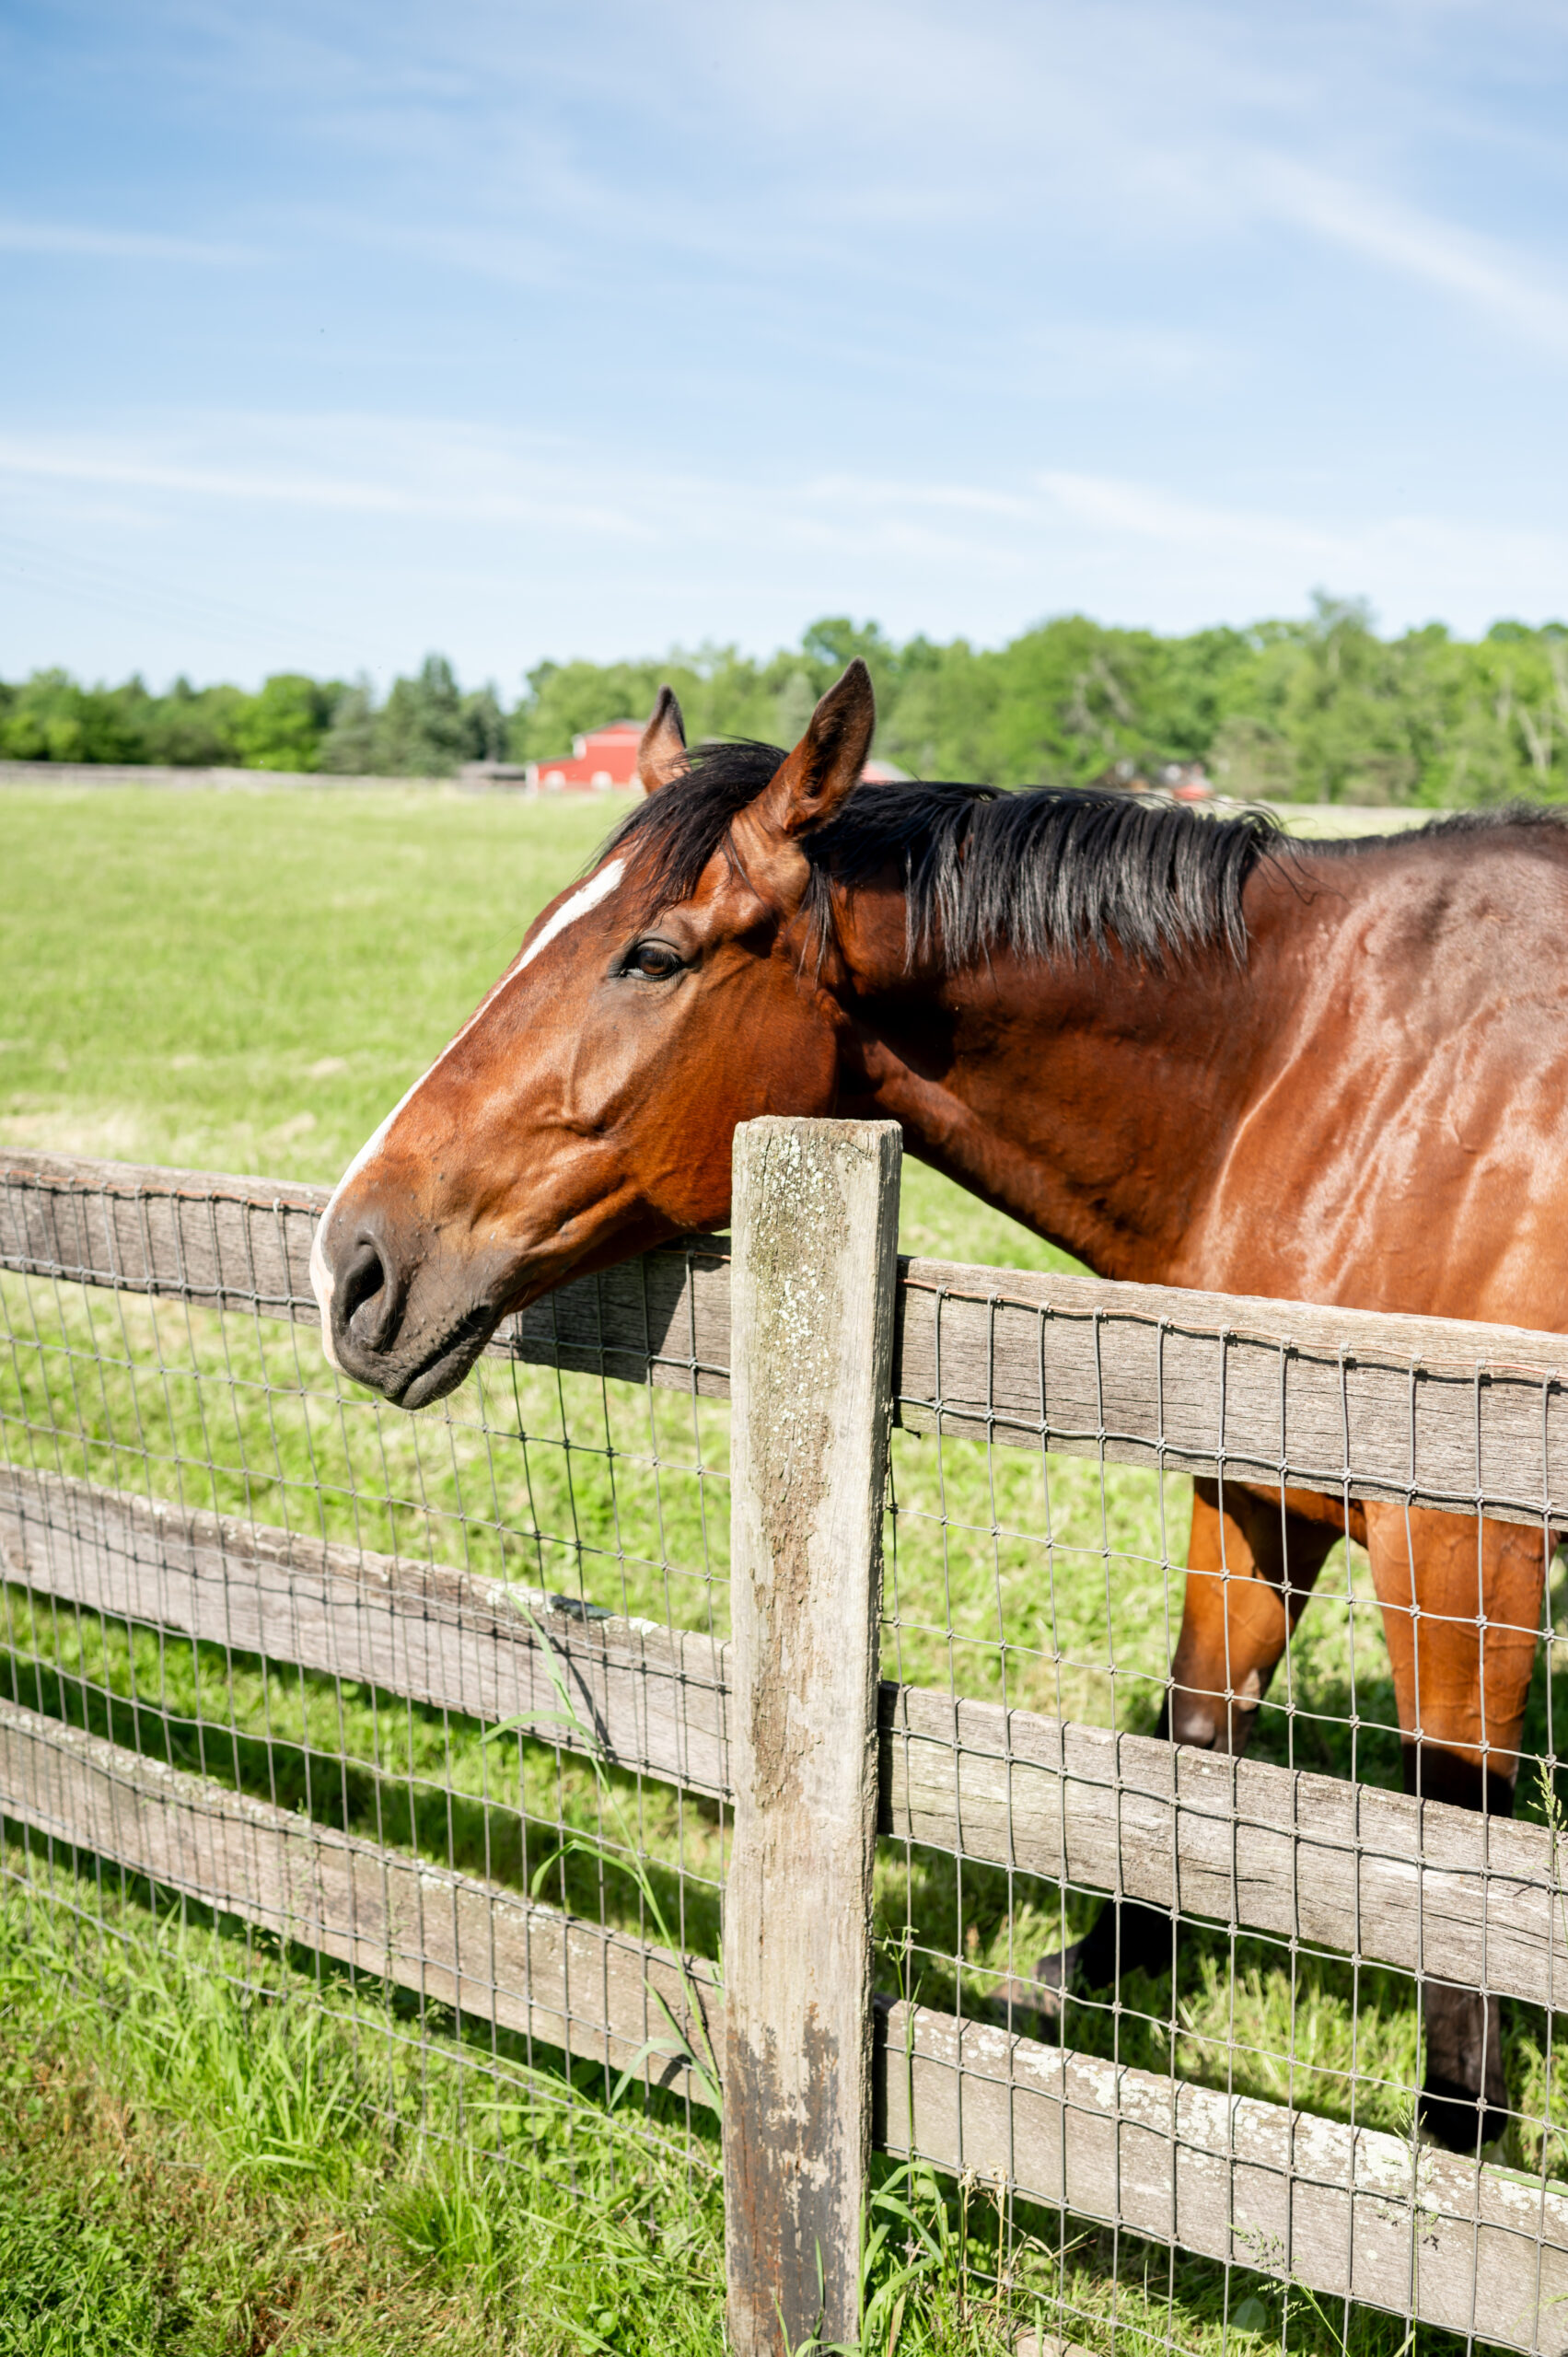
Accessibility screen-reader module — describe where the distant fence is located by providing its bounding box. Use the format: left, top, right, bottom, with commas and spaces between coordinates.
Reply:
0, 760, 632, 795
3, 1132, 1568, 2352
0, 765, 1439, 836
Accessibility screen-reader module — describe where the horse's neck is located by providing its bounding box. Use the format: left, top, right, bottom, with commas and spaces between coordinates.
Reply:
837, 898, 1276, 1285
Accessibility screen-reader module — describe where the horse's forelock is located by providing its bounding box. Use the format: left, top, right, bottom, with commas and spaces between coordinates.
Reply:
592, 739, 787, 928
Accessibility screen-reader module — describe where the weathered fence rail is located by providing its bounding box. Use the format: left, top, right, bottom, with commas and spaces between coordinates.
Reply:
0, 1467, 733, 1800
0, 1690, 719, 2091
6, 1461, 1566, 2011
4, 1689, 1561, 2343
5, 1141, 1568, 2351
11, 1148, 1568, 1523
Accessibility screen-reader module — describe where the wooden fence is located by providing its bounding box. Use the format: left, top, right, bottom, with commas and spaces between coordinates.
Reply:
4, 1132, 1568, 2352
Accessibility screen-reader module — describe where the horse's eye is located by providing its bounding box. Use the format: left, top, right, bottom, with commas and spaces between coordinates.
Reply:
623, 939, 684, 981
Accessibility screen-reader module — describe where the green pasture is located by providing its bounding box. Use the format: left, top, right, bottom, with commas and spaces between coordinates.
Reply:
0, 783, 1558, 2355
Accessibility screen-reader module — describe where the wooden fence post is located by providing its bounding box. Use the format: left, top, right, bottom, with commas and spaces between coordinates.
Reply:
725, 1116, 901, 2356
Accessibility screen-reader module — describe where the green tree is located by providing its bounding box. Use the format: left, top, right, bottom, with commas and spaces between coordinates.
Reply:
877, 637, 996, 779
937, 617, 1156, 785
231, 674, 339, 772
0, 669, 146, 762
1423, 624, 1568, 805
1283, 598, 1438, 802
318, 679, 380, 775
772, 668, 817, 748
374, 656, 470, 776
510, 659, 658, 762
460, 685, 508, 763
799, 618, 899, 712
139, 677, 248, 766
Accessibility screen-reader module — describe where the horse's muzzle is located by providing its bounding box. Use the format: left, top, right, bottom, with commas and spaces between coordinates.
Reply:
313, 1202, 504, 1409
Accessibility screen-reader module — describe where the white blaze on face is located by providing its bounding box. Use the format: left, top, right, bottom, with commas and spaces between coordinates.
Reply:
515, 859, 627, 971
308, 857, 627, 1367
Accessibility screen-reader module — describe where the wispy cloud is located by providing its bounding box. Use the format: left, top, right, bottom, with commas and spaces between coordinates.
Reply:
4, 420, 1564, 600
39, 4, 1565, 355
1255, 161, 1568, 354
1036, 468, 1568, 612
0, 218, 261, 265
1039, 471, 1342, 559
0, 428, 649, 538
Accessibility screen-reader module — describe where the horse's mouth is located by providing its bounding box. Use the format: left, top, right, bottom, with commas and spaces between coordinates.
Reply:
380, 1306, 501, 1411
331, 1239, 598, 1411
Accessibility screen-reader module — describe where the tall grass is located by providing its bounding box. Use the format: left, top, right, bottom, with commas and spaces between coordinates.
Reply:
3, 1863, 1488, 2356
0, 1857, 731, 2353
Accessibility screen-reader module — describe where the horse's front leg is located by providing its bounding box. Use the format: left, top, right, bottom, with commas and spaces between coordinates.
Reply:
1167, 1478, 1345, 1752
1024, 1480, 1340, 2014
1363, 1504, 1546, 2154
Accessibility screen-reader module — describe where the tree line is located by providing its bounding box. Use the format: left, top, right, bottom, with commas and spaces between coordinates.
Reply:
0, 657, 506, 779
4, 598, 1566, 803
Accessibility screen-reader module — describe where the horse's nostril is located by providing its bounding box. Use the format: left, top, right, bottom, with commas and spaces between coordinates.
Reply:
339, 1237, 393, 1347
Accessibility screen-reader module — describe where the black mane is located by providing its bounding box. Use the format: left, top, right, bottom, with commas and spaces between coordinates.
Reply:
1308, 804, 1568, 853
599, 739, 1287, 969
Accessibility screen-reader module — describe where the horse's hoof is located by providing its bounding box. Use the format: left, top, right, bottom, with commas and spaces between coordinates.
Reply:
1418, 2075, 1510, 2155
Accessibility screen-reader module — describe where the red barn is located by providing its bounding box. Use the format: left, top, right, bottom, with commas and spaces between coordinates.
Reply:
524, 722, 912, 795
526, 721, 644, 792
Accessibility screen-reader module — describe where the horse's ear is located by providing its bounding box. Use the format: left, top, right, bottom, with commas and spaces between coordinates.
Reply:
637, 686, 688, 793
760, 659, 876, 838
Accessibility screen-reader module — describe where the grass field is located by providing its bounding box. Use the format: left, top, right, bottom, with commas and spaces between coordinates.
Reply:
0, 783, 1558, 2355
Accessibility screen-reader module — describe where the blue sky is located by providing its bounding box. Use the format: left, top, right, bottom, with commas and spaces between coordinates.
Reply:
2, 0, 1566, 692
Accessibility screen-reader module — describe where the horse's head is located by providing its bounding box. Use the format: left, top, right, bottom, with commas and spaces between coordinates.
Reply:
310, 662, 877, 1406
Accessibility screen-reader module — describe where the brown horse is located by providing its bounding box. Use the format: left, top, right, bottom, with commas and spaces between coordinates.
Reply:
312, 661, 1563, 2153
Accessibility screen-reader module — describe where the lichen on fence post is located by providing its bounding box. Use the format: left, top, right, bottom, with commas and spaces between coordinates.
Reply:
723, 1116, 901, 2356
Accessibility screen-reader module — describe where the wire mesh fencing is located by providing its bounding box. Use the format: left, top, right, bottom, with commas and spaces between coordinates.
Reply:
3, 1136, 1568, 2354
0, 1152, 735, 2221
879, 1254, 1568, 2353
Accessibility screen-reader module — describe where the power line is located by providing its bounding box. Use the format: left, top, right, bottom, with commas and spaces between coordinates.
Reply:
0, 527, 374, 675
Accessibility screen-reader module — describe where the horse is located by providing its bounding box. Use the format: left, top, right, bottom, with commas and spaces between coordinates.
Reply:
311, 659, 1565, 2154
